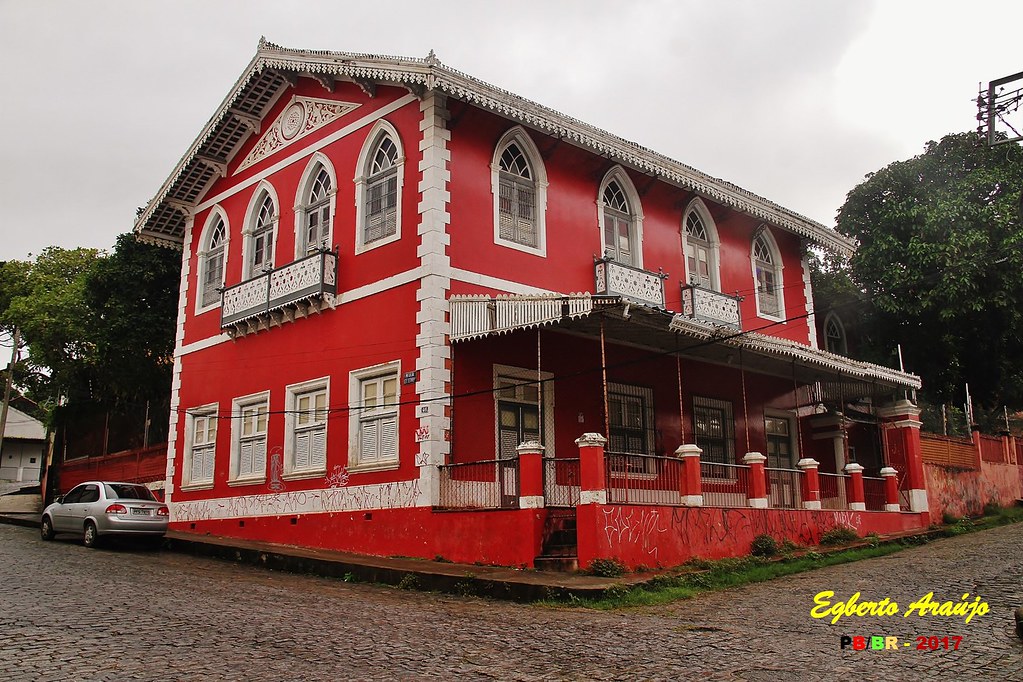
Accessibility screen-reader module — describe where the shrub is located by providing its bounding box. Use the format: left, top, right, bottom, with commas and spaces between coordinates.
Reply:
588, 558, 627, 577
946, 517, 975, 536
397, 573, 420, 591
750, 534, 779, 557
942, 512, 959, 525
983, 500, 1001, 517
819, 526, 859, 546
602, 583, 633, 600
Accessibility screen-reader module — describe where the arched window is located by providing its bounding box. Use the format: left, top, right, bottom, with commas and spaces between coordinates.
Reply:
355, 123, 404, 253
752, 228, 783, 318
246, 189, 277, 278
305, 167, 332, 253
682, 199, 720, 290
491, 127, 548, 256
824, 313, 848, 355
199, 215, 227, 309
599, 169, 643, 267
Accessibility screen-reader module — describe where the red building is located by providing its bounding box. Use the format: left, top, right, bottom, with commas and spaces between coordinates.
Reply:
134, 40, 928, 570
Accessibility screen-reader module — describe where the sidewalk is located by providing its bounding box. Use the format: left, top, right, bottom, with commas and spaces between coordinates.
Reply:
0, 512, 647, 601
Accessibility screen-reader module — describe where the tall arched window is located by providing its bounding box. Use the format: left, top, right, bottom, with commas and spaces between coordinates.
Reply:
752, 228, 783, 318
492, 127, 548, 256
246, 189, 277, 278
824, 313, 848, 355
304, 167, 332, 254
355, 123, 404, 253
682, 199, 720, 290
602, 180, 635, 265
199, 215, 227, 308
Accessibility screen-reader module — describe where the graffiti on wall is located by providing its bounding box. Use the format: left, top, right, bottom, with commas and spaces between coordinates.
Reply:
268, 449, 286, 492
601, 507, 669, 561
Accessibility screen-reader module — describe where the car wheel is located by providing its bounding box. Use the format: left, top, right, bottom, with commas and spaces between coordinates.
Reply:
40, 516, 55, 541
83, 521, 101, 549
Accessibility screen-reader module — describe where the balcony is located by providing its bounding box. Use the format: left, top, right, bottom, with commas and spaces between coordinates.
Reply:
221, 249, 338, 335
594, 256, 667, 308
679, 284, 741, 330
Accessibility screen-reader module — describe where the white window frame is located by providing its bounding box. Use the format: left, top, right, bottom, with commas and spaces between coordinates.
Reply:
241, 182, 280, 281
194, 209, 230, 316
607, 381, 656, 477
597, 166, 644, 268
692, 396, 735, 468
681, 197, 722, 292
294, 153, 338, 260
348, 361, 401, 472
284, 377, 330, 479
354, 121, 404, 255
182, 402, 218, 490
491, 126, 549, 257
751, 226, 785, 322
229, 391, 270, 486
823, 312, 848, 355
492, 364, 556, 459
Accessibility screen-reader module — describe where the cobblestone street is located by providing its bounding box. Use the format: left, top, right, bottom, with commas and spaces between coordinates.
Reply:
1, 521, 1020, 681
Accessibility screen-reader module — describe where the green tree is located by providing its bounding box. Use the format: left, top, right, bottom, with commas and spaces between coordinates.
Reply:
835, 131, 1023, 417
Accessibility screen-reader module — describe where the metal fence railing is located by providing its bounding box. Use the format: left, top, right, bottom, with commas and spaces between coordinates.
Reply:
699, 461, 750, 507
605, 452, 683, 505
543, 457, 580, 507
862, 476, 887, 511
437, 459, 519, 510
765, 467, 803, 509
818, 472, 848, 510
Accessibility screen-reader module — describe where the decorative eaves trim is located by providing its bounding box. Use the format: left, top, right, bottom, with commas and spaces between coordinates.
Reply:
134, 39, 854, 257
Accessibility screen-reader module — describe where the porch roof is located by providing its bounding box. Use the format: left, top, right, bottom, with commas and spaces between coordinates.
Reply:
449, 293, 921, 398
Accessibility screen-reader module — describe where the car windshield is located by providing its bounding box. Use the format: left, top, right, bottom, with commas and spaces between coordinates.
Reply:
103, 484, 156, 501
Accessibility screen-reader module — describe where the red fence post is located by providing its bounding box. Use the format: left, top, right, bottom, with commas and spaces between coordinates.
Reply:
674, 444, 703, 506
516, 441, 545, 509
879, 400, 928, 513
880, 466, 900, 512
576, 433, 607, 505
743, 452, 768, 508
797, 458, 821, 510
844, 462, 866, 511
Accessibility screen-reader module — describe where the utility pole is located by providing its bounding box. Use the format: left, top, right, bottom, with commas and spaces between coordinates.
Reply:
0, 327, 22, 457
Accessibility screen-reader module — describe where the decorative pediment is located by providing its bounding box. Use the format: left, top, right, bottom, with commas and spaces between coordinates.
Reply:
236, 96, 360, 173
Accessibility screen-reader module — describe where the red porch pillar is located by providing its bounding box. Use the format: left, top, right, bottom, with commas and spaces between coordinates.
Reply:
879, 400, 928, 513
797, 458, 821, 510
844, 462, 866, 511
674, 444, 703, 506
743, 452, 768, 508
576, 433, 607, 505
880, 466, 901, 512
516, 441, 545, 509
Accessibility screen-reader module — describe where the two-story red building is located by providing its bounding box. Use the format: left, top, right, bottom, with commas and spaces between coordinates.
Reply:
134, 40, 929, 570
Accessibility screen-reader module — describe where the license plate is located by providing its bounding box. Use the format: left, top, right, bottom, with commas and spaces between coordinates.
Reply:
131, 508, 150, 516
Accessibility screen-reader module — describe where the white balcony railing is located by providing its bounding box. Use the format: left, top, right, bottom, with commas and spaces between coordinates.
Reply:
221, 250, 337, 328
680, 284, 741, 330
594, 256, 667, 308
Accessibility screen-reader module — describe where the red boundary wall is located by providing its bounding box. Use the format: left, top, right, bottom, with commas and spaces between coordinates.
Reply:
923, 461, 1023, 524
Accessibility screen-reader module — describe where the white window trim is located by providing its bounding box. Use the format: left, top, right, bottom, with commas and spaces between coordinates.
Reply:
241, 182, 281, 281
229, 390, 270, 486
194, 209, 230, 317
681, 197, 722, 292
284, 376, 330, 480
348, 360, 401, 472
693, 395, 735, 470
750, 225, 786, 323
491, 126, 549, 257
181, 402, 219, 491
596, 166, 644, 269
607, 381, 656, 478
492, 364, 556, 459
354, 121, 404, 255
823, 312, 848, 356
294, 153, 338, 260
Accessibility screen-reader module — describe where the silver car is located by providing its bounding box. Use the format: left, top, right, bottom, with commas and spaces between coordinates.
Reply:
40, 481, 168, 547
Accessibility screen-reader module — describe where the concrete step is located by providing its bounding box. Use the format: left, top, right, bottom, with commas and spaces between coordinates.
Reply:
534, 555, 578, 573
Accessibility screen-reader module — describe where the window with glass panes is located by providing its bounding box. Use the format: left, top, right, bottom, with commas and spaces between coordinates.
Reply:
824, 314, 847, 355
684, 210, 714, 289
692, 397, 734, 465
496, 374, 541, 459
357, 372, 398, 466
304, 168, 332, 253
201, 219, 226, 307
753, 233, 780, 317
602, 181, 634, 265
250, 193, 275, 275
364, 136, 398, 244
765, 415, 795, 469
235, 399, 268, 479
497, 142, 537, 248
291, 387, 327, 473
189, 408, 217, 484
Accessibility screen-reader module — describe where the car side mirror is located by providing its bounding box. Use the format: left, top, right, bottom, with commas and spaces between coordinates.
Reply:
55, 496, 64, 504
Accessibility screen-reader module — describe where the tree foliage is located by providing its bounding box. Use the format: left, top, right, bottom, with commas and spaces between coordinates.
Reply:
835, 131, 1023, 411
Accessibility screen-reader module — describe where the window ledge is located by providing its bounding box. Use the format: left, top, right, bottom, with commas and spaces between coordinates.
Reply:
347, 461, 400, 474
228, 476, 266, 487
283, 470, 327, 481
179, 482, 215, 492
495, 238, 546, 258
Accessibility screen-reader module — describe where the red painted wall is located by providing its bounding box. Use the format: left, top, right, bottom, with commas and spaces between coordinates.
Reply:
923, 461, 1023, 524
577, 503, 929, 570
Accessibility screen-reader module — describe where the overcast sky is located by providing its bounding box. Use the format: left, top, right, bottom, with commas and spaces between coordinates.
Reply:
0, 0, 1020, 262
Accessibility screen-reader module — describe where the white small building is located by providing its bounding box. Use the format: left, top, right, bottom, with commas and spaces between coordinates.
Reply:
1, 406, 46, 483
